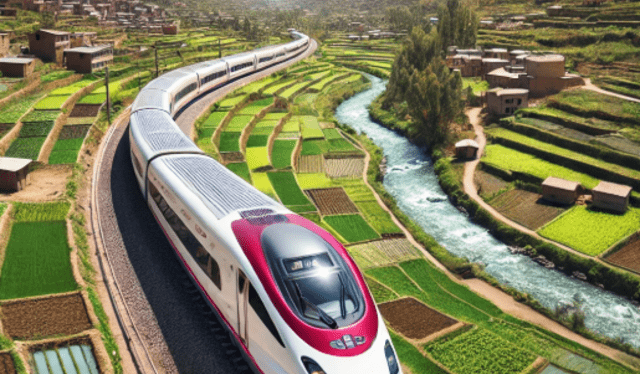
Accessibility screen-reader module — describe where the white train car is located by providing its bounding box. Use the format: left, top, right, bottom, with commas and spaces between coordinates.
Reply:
189, 60, 230, 94
255, 47, 277, 71
128, 31, 403, 374
224, 52, 258, 80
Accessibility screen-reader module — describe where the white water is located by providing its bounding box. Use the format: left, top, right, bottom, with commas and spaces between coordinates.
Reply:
335, 75, 640, 347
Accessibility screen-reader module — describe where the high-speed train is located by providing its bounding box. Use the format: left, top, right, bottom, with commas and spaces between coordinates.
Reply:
129, 31, 402, 374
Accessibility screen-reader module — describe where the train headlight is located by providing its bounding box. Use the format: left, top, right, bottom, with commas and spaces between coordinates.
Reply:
301, 356, 327, 374
384, 340, 399, 374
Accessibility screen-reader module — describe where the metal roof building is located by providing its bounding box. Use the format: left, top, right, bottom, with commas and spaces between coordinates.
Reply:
0, 157, 32, 191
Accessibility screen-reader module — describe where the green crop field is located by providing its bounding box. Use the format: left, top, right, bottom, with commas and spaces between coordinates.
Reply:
271, 140, 296, 169
219, 132, 241, 152
203, 111, 228, 128
49, 79, 96, 95
22, 111, 60, 123
0, 221, 77, 299
252, 122, 277, 135
356, 201, 403, 235
246, 147, 270, 170
309, 74, 339, 91
280, 81, 312, 100
391, 331, 447, 374
425, 328, 537, 374
78, 93, 106, 104
238, 98, 274, 115
263, 79, 296, 95
301, 140, 325, 156
295, 116, 324, 139
51, 138, 84, 151
226, 162, 251, 183
296, 173, 334, 189
0, 95, 42, 124
34, 95, 69, 110
323, 214, 379, 242
19, 122, 55, 138
5, 137, 46, 159
48, 138, 84, 165
550, 90, 640, 124
217, 95, 246, 109
40, 70, 74, 83
251, 172, 277, 199
487, 128, 640, 181
281, 120, 299, 133
263, 112, 288, 121
267, 172, 313, 207
13, 202, 70, 222
483, 144, 600, 189
246, 135, 269, 148
225, 115, 253, 131
539, 206, 640, 256
322, 128, 343, 140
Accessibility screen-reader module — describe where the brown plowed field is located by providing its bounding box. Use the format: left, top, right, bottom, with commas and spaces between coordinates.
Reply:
379, 298, 458, 340
69, 104, 101, 118
0, 353, 15, 374
325, 157, 365, 178
475, 170, 509, 199
306, 187, 359, 216
297, 155, 324, 173
220, 152, 244, 163
607, 235, 640, 273
1, 292, 92, 340
59, 125, 91, 140
489, 189, 565, 230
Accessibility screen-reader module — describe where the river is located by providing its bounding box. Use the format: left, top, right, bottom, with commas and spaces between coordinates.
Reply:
335, 75, 640, 347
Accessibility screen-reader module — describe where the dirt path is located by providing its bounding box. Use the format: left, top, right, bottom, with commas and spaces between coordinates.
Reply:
582, 78, 640, 104
462, 108, 598, 260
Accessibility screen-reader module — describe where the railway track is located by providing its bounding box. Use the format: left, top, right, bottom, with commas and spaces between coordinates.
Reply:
91, 40, 318, 374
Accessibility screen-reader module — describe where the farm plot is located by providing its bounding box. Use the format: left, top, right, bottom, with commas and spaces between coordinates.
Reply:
246, 135, 269, 147
295, 173, 334, 189
595, 134, 640, 157
219, 132, 241, 152
34, 96, 68, 110
1, 292, 91, 339
69, 104, 101, 118
306, 188, 359, 216
323, 214, 379, 243
251, 172, 277, 200
549, 90, 640, 125
365, 277, 398, 303
4, 137, 47, 159
31, 343, 100, 374
271, 140, 296, 169
297, 155, 324, 173
238, 97, 274, 115
347, 239, 419, 268
539, 206, 640, 256
225, 115, 253, 132
483, 144, 600, 189
297, 116, 324, 139
489, 189, 566, 230
0, 221, 77, 299
280, 118, 300, 133
606, 237, 640, 273
48, 138, 85, 165
220, 152, 244, 163
0, 95, 42, 124
356, 201, 403, 235
279, 81, 313, 101
475, 169, 509, 199
263, 79, 297, 95
202, 111, 229, 128
0, 352, 15, 374
379, 298, 458, 340
246, 147, 270, 171
325, 157, 365, 178
252, 120, 278, 135
267, 172, 315, 212
425, 328, 537, 374
217, 95, 246, 110
226, 162, 251, 183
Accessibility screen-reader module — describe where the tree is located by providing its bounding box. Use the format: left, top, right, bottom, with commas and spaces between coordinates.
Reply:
437, 0, 478, 49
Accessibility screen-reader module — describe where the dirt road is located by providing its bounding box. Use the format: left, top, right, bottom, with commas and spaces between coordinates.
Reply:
583, 78, 640, 104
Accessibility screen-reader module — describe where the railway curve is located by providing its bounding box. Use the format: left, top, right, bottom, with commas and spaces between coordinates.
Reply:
91, 39, 318, 374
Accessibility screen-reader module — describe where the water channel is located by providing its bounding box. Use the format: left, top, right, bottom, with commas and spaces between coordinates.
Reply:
335, 75, 640, 347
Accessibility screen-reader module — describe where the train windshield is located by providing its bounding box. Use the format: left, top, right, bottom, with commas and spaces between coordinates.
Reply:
262, 224, 365, 329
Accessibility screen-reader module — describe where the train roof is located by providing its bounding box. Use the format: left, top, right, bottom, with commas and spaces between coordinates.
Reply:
129, 109, 203, 160
154, 154, 279, 219
131, 88, 171, 113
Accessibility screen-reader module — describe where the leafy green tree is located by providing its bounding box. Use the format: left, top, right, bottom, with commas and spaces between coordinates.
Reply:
437, 0, 478, 49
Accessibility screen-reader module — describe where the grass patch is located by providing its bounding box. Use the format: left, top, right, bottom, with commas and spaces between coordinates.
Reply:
323, 214, 379, 242
271, 140, 296, 169
538, 206, 640, 256
219, 132, 241, 152
267, 172, 313, 206
0, 221, 77, 299
226, 162, 251, 183
483, 144, 600, 189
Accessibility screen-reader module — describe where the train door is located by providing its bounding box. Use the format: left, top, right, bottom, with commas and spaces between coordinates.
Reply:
237, 270, 249, 347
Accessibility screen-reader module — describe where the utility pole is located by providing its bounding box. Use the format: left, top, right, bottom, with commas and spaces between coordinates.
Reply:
154, 43, 159, 78
105, 66, 111, 125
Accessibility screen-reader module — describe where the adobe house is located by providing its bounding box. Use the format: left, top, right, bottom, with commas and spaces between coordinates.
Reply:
0, 57, 36, 78
0, 33, 10, 58
484, 48, 509, 60
0, 157, 32, 191
446, 55, 482, 77
592, 181, 632, 213
64, 45, 113, 74
28, 29, 71, 64
482, 58, 510, 79
71, 31, 97, 47
486, 88, 529, 116
542, 177, 581, 205
455, 139, 479, 160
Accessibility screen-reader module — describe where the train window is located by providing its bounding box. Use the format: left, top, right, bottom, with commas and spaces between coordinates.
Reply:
231, 62, 254, 73
148, 181, 222, 289
259, 56, 273, 63
201, 70, 226, 85
174, 82, 198, 103
249, 284, 285, 347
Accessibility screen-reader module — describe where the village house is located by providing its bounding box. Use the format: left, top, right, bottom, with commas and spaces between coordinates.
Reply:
455, 139, 479, 160
162, 23, 179, 35
0, 33, 10, 57
71, 31, 97, 47
481, 58, 510, 79
28, 29, 70, 64
592, 181, 632, 213
484, 48, 509, 60
486, 88, 529, 116
0, 157, 32, 191
0, 57, 36, 77
542, 177, 581, 205
446, 54, 482, 77
64, 45, 113, 74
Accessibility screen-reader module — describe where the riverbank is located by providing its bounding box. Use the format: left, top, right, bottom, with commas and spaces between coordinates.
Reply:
364, 82, 640, 358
